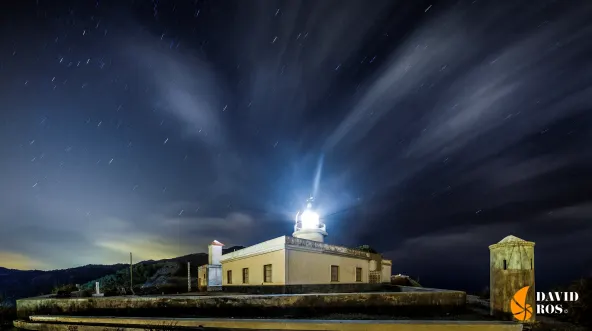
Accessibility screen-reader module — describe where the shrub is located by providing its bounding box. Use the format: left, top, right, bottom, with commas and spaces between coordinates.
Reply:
0, 294, 16, 326
52, 283, 79, 294
548, 277, 592, 327
564, 278, 591, 326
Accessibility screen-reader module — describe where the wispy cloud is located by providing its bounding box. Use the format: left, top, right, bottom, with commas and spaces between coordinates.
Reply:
121, 34, 225, 148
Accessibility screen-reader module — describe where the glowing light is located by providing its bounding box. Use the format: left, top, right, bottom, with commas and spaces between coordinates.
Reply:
300, 209, 320, 229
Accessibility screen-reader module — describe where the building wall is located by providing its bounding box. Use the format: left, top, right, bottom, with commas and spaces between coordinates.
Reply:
286, 248, 370, 284
208, 244, 223, 264
208, 265, 222, 287
197, 266, 207, 288
197, 264, 222, 290
381, 262, 392, 283
222, 249, 286, 285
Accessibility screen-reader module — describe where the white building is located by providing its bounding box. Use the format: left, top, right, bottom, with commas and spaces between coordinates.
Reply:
197, 240, 224, 291
201, 199, 392, 288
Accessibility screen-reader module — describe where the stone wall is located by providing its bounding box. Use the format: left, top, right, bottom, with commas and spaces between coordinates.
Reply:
490, 269, 535, 320
16, 289, 467, 320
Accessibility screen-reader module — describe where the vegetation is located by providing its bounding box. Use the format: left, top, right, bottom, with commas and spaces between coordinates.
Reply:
552, 277, 591, 327
356, 245, 378, 254
390, 274, 422, 287
0, 264, 127, 303
0, 294, 16, 327
52, 283, 79, 294
80, 262, 165, 295
479, 286, 490, 300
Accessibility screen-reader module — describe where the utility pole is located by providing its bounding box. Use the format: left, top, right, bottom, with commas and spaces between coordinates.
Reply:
187, 262, 191, 292
130, 252, 135, 295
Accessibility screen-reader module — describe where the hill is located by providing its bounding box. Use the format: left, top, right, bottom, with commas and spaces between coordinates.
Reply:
0, 246, 245, 303
76, 246, 245, 295
0, 264, 127, 303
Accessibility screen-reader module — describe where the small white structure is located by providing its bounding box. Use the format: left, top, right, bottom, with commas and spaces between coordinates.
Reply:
293, 197, 327, 243
92, 282, 104, 297
198, 240, 224, 291
208, 240, 224, 264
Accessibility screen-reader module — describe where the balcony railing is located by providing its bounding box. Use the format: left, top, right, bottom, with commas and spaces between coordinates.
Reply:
294, 221, 326, 232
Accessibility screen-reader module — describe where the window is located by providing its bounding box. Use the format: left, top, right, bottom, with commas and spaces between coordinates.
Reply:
331, 265, 339, 282
503, 259, 507, 270
355, 267, 362, 282
531, 259, 533, 270
242, 268, 249, 284
264, 264, 272, 283
227, 270, 232, 284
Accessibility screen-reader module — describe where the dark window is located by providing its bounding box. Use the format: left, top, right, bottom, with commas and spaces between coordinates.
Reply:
264, 264, 272, 283
503, 260, 507, 270
356, 267, 362, 282
242, 268, 249, 284
531, 259, 533, 270
227, 270, 232, 284
331, 265, 339, 282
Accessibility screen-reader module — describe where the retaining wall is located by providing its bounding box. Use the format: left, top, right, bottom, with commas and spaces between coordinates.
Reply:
17, 290, 466, 320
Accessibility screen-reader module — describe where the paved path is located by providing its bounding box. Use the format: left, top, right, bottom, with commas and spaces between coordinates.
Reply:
16, 316, 524, 331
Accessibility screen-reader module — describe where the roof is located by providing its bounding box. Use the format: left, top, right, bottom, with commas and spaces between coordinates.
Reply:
497, 235, 526, 244
488, 234, 535, 249
220, 236, 389, 263
210, 240, 225, 246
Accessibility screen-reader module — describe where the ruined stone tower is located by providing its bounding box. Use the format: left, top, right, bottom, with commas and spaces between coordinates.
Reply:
489, 235, 535, 322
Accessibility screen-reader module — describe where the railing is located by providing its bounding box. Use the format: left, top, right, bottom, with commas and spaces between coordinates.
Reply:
294, 221, 326, 232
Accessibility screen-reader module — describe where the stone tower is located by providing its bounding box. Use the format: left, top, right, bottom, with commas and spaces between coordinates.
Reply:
489, 235, 535, 322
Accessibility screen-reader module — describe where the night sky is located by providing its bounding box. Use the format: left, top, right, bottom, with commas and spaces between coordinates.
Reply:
1, 0, 591, 293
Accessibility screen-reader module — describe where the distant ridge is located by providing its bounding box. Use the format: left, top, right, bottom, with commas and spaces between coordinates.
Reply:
0, 246, 245, 303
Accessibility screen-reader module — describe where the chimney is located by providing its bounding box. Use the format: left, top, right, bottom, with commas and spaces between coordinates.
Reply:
208, 240, 224, 265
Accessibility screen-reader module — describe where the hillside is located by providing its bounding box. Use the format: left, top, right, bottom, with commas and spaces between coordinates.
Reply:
0, 246, 245, 303
0, 264, 127, 303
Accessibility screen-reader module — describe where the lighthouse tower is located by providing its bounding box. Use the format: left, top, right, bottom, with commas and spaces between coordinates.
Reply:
293, 197, 327, 242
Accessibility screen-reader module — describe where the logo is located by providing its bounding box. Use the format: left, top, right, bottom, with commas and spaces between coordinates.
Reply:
511, 286, 533, 321
536, 290, 577, 315
510, 286, 578, 321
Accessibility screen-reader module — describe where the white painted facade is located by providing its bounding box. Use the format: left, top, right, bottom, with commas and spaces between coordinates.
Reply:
198, 240, 225, 290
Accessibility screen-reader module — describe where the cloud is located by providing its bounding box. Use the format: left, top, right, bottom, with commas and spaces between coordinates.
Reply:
0, 189, 259, 269
547, 203, 592, 220
95, 236, 187, 262
322, 2, 592, 200
90, 211, 256, 263
0, 251, 48, 270
120, 33, 225, 147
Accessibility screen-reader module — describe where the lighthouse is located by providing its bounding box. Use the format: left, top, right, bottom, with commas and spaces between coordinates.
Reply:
292, 197, 328, 242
